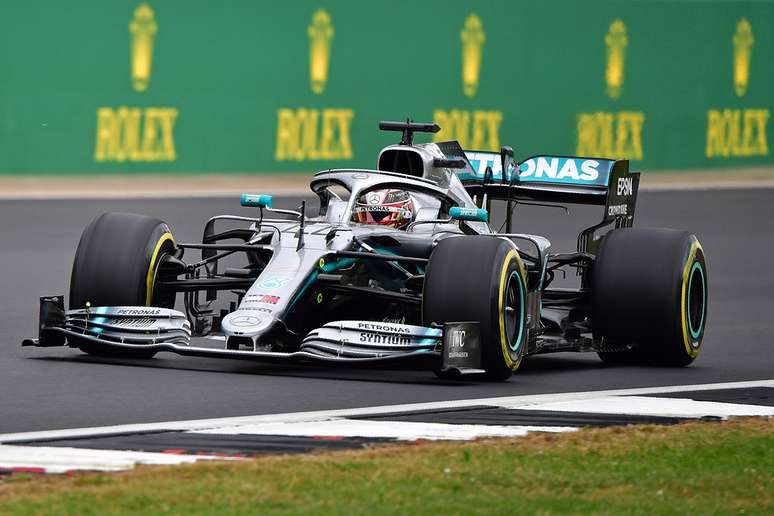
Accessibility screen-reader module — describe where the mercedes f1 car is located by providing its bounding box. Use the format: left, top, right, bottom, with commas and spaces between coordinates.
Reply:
23, 120, 708, 380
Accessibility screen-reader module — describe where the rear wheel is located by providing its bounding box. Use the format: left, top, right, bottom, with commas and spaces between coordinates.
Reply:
593, 228, 708, 366
423, 236, 528, 381
69, 212, 178, 358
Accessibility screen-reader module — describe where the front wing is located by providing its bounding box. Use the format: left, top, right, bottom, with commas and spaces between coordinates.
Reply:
22, 297, 483, 373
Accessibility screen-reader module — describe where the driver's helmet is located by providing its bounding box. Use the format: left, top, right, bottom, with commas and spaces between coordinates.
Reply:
352, 189, 415, 230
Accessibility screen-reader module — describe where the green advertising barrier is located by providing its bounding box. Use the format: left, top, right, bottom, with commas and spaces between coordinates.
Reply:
0, 0, 770, 175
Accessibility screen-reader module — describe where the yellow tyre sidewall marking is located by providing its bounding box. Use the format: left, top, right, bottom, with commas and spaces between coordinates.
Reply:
145, 232, 176, 306
498, 249, 527, 370
680, 239, 703, 358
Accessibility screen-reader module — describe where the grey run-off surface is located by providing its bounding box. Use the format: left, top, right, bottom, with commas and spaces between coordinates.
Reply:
0, 188, 772, 433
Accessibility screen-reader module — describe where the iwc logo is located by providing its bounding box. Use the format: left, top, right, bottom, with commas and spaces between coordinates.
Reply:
460, 13, 484, 98
452, 330, 466, 348
733, 18, 753, 97
129, 3, 157, 92
605, 20, 627, 100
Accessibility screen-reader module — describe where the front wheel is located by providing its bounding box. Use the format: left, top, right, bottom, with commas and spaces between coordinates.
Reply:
69, 212, 178, 358
423, 236, 528, 381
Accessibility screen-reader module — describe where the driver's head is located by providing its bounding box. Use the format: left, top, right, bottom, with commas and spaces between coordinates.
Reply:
352, 189, 415, 230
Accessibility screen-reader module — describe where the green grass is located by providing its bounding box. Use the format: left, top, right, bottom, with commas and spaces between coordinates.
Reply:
0, 418, 771, 515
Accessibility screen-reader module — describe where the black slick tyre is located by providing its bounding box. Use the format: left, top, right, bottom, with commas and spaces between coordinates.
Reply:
69, 212, 178, 358
593, 228, 708, 366
423, 235, 528, 381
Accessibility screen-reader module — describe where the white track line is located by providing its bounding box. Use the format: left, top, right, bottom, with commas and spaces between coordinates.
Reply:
0, 445, 232, 474
1, 379, 771, 444
516, 396, 774, 418
193, 419, 576, 441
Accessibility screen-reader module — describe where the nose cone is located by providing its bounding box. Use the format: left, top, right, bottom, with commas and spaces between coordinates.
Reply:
221, 311, 273, 337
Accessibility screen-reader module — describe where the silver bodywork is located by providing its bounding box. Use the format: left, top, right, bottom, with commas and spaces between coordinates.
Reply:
219, 156, 488, 350
26, 141, 502, 367
25, 132, 639, 368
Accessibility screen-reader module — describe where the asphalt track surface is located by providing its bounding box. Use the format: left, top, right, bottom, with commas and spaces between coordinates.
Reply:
1, 188, 772, 433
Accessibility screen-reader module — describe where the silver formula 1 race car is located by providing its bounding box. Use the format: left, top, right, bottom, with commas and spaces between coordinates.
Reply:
24, 120, 708, 381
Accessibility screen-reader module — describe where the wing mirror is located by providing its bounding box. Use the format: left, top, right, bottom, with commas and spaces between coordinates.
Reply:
407, 206, 489, 231
449, 206, 489, 223
240, 194, 273, 208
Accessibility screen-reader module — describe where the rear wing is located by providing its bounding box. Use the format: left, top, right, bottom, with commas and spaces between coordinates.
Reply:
458, 149, 638, 219
433, 144, 640, 254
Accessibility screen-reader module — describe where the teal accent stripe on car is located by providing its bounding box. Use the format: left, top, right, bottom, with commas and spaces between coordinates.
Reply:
90, 306, 108, 335
287, 257, 357, 312
418, 327, 443, 345
286, 271, 320, 313
321, 257, 356, 273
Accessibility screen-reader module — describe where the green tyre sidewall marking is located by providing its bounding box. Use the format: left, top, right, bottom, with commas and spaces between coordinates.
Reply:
505, 270, 525, 354
687, 260, 706, 340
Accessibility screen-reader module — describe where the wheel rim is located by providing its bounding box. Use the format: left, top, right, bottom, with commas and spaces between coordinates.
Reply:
145, 232, 176, 306
687, 261, 706, 340
504, 270, 525, 352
